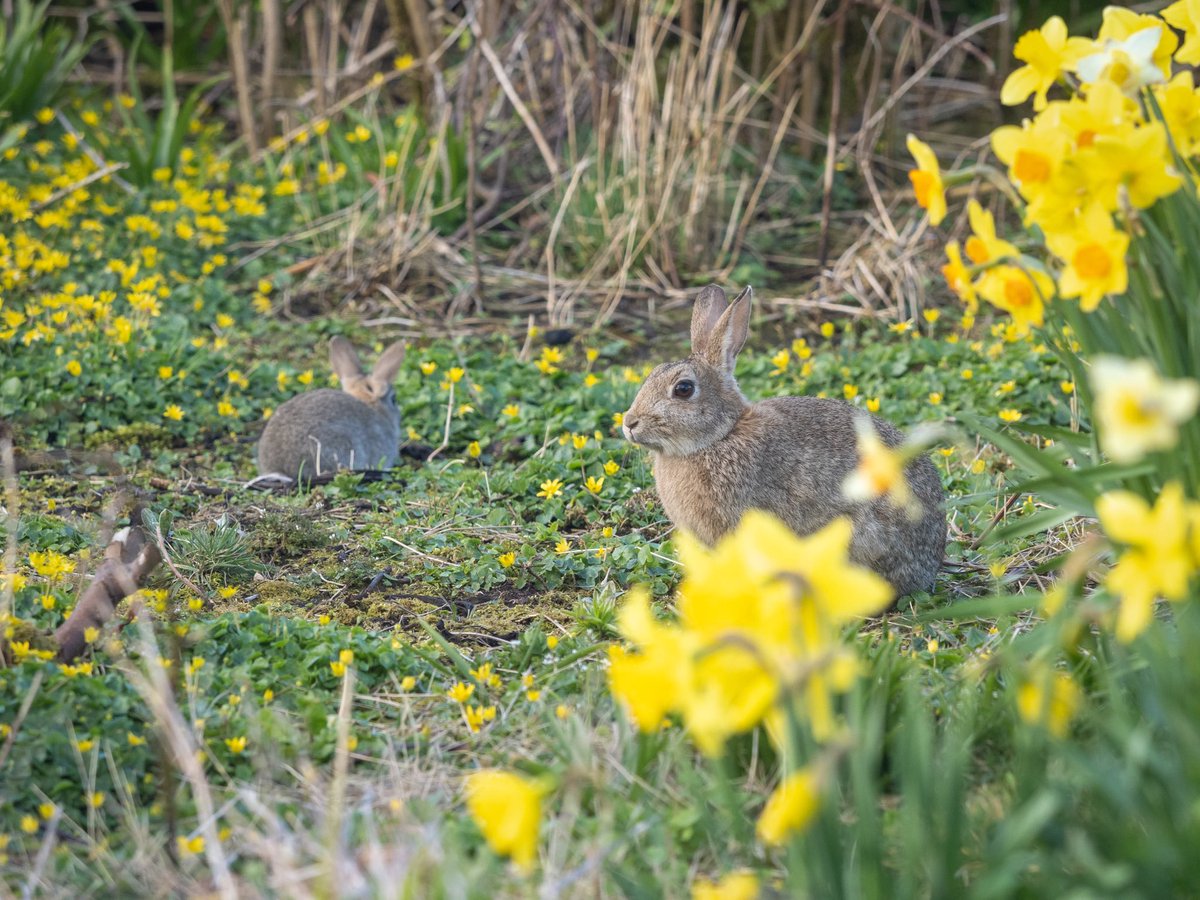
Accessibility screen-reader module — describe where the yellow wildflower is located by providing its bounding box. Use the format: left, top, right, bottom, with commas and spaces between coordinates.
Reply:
906, 135, 946, 225
1097, 483, 1197, 641
756, 767, 821, 846
1164, 0, 1200, 65
464, 771, 545, 872
1090, 356, 1200, 463
1001, 16, 1091, 109
1017, 667, 1081, 737
537, 479, 564, 500
692, 872, 760, 900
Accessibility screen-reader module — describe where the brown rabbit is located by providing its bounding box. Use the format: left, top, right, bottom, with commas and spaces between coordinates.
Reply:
257, 337, 406, 481
622, 285, 945, 596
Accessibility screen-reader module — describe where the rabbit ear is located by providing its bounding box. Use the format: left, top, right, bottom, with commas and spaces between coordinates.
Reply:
329, 337, 366, 385
702, 286, 752, 372
369, 341, 406, 396
690, 284, 728, 356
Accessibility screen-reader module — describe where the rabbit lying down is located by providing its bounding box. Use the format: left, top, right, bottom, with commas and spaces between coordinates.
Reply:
256, 336, 406, 483
622, 285, 946, 597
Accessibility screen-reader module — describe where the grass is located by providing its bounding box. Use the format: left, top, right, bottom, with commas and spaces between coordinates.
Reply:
5, 24, 1190, 896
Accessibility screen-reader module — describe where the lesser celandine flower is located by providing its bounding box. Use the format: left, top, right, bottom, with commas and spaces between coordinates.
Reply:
1089, 356, 1200, 463
464, 770, 546, 872
1096, 482, 1198, 641
905, 135, 946, 225
225, 736, 247, 754
447, 682, 474, 703
537, 479, 563, 500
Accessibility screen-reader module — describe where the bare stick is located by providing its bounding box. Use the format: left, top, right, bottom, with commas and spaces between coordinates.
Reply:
468, 18, 561, 177
425, 381, 455, 463
818, 0, 848, 268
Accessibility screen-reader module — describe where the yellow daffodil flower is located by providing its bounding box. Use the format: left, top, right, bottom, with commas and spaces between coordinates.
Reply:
905, 135, 947, 225
1046, 205, 1129, 311
1096, 482, 1198, 641
975, 264, 1054, 335
464, 770, 545, 872
1089, 356, 1200, 463
1016, 666, 1081, 737
1001, 16, 1091, 109
756, 766, 821, 846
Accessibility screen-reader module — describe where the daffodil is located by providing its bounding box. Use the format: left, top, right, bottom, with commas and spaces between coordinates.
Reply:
607, 588, 698, 734
1153, 72, 1200, 157
1056, 79, 1136, 150
692, 872, 760, 900
1095, 8, 1179, 79
1016, 666, 1081, 737
1076, 24, 1170, 94
1074, 121, 1181, 211
756, 766, 821, 846
1001, 16, 1091, 109
842, 417, 916, 515
1090, 356, 1200, 463
1046, 205, 1129, 311
991, 117, 1070, 199
464, 770, 545, 872
963, 201, 1019, 266
975, 264, 1054, 335
1164, 0, 1200, 64
1096, 482, 1198, 641
941, 242, 978, 307
610, 513, 893, 755
906, 135, 947, 225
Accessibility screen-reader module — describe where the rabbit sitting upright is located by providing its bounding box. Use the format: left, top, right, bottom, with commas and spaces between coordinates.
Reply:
257, 336, 406, 481
621, 285, 945, 597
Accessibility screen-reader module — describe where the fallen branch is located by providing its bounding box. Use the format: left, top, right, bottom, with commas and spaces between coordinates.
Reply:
55, 507, 162, 662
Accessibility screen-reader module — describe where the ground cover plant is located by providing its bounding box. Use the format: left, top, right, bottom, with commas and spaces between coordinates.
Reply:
3, 1, 1200, 897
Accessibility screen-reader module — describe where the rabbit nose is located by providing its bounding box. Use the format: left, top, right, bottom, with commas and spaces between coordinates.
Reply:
623, 415, 639, 433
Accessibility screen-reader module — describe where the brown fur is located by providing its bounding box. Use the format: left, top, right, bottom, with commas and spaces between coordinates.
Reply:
257, 337, 405, 481
624, 286, 946, 596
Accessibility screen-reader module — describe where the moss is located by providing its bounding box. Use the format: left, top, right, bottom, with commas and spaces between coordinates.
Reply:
82, 422, 174, 452
7, 619, 57, 658
248, 508, 330, 562
448, 589, 580, 649
244, 578, 321, 615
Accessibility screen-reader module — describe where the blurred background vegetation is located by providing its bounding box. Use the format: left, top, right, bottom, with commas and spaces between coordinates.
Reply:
17, 0, 1112, 329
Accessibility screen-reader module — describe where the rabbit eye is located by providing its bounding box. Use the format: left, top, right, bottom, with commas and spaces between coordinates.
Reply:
672, 380, 695, 399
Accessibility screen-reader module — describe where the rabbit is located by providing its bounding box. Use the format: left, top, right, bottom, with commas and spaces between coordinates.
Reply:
257, 336, 407, 481
621, 284, 945, 597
